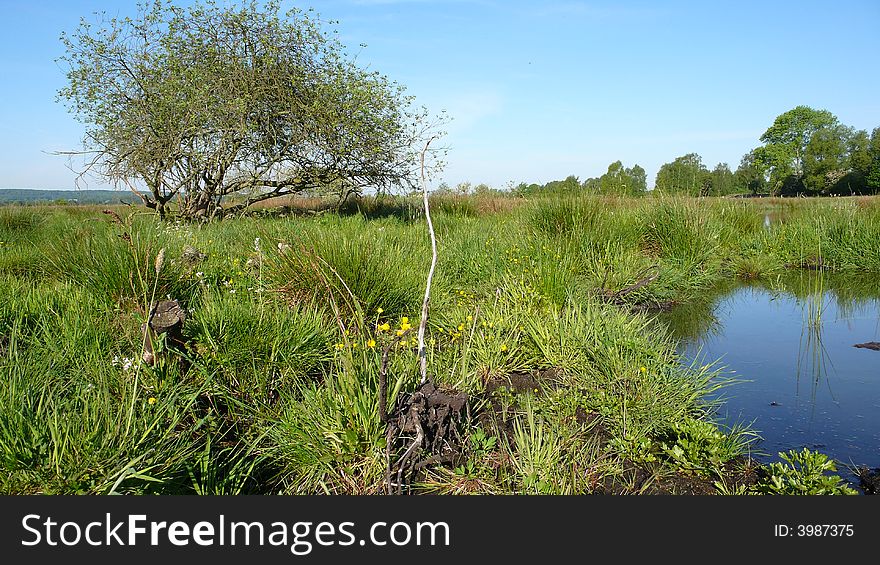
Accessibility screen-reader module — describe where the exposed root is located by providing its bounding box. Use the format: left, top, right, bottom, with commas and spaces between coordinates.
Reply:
385, 381, 468, 494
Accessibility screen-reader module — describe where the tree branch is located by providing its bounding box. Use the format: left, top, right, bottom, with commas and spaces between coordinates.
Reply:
417, 136, 438, 385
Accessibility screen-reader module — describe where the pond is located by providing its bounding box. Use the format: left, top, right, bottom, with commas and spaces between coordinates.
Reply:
662, 273, 880, 475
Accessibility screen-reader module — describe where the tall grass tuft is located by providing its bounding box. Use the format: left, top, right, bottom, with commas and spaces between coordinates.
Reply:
266, 221, 426, 318
0, 315, 205, 494
41, 219, 194, 305
188, 291, 334, 402
266, 361, 388, 494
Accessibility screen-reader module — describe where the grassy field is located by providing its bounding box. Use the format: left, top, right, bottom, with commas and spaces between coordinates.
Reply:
2, 194, 877, 494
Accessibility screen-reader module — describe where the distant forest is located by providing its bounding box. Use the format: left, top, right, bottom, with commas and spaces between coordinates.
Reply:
441, 106, 880, 198
0, 189, 146, 206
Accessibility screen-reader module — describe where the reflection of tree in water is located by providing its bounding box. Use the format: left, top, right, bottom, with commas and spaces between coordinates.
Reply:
664, 270, 880, 344
794, 271, 838, 420
660, 270, 879, 419
770, 270, 880, 316
777, 270, 880, 420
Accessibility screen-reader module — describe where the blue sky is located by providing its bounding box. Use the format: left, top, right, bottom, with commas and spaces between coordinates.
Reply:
1, 0, 878, 190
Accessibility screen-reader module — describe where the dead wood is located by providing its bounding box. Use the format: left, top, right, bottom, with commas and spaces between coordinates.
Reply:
385, 380, 469, 494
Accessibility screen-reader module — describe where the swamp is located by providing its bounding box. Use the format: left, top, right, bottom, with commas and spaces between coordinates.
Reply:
1, 194, 878, 495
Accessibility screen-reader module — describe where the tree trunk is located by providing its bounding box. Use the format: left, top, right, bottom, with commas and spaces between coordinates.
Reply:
184, 190, 218, 221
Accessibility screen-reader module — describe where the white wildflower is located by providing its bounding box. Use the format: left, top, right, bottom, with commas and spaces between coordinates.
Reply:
112, 355, 135, 372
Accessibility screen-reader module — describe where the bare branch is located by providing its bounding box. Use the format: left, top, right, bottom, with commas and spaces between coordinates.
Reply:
417, 136, 438, 385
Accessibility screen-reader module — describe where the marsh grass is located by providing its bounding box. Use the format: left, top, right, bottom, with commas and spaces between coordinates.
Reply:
0, 207, 42, 238
1, 195, 874, 494
0, 313, 207, 494
266, 218, 427, 318
188, 291, 334, 403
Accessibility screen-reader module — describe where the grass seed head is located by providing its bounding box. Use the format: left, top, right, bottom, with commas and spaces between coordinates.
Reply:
155, 248, 166, 275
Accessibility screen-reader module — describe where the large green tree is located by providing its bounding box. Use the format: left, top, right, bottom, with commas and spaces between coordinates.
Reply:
755, 106, 838, 195
654, 153, 709, 196
863, 127, 880, 192
708, 162, 735, 196
58, 0, 439, 219
734, 149, 767, 195
595, 161, 647, 196
802, 125, 852, 193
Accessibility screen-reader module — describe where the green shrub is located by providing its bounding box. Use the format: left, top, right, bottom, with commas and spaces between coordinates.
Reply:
756, 448, 857, 495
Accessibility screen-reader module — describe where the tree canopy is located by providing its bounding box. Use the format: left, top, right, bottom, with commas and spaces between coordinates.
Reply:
757, 106, 837, 178
595, 161, 647, 196
653, 153, 709, 196
515, 162, 647, 197
734, 150, 767, 195
751, 106, 879, 195
58, 0, 440, 219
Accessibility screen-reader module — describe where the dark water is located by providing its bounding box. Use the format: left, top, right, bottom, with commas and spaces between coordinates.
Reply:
663, 274, 880, 471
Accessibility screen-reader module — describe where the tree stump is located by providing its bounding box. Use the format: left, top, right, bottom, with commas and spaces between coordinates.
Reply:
142, 299, 188, 368
181, 245, 207, 266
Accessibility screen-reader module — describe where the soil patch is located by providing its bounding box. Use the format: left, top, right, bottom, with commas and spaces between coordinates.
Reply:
857, 467, 880, 494
386, 381, 469, 494
595, 456, 759, 495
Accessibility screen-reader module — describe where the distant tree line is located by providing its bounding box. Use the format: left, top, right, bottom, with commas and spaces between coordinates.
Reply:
508, 106, 880, 198
512, 161, 648, 197
0, 189, 147, 206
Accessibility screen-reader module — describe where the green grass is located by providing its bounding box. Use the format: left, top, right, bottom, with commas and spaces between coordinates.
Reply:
1, 194, 876, 494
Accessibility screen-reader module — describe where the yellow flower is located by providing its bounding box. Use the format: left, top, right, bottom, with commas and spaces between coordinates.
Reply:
377, 307, 384, 314
457, 324, 464, 331
639, 366, 647, 373
335, 343, 345, 350
367, 339, 376, 348
401, 317, 409, 324
147, 397, 157, 405
378, 322, 390, 332
500, 344, 508, 352
399, 339, 408, 347
466, 315, 473, 322
400, 322, 412, 331
396, 329, 404, 336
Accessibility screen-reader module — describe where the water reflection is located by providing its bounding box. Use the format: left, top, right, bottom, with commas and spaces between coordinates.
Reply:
661, 272, 880, 470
